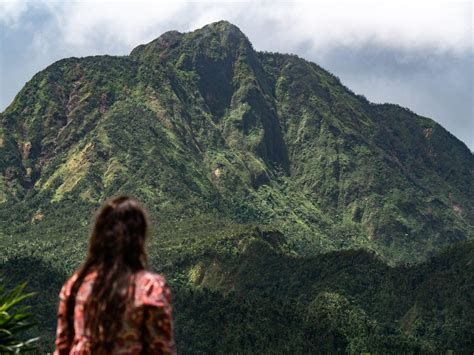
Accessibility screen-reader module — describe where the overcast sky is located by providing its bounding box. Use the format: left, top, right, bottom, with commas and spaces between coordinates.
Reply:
1, 0, 472, 150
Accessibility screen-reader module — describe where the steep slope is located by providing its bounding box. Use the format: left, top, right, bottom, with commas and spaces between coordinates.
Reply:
258, 51, 473, 259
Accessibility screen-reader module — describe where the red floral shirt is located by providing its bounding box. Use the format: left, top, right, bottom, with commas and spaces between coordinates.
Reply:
54, 270, 176, 354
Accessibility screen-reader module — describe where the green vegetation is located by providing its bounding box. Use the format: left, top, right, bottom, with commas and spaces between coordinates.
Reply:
0, 20, 473, 353
1, 226, 472, 353
0, 281, 38, 353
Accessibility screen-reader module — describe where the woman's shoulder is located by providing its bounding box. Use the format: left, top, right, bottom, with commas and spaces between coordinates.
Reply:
59, 272, 79, 300
59, 270, 97, 299
134, 270, 171, 306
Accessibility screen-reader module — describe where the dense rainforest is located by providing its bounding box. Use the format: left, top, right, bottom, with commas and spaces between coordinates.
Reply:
0, 21, 473, 353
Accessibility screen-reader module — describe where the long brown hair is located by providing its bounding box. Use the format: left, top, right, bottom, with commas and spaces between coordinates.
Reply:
65, 196, 149, 352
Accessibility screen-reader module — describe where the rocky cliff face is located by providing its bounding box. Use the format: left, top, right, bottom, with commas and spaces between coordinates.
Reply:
1, 21, 473, 263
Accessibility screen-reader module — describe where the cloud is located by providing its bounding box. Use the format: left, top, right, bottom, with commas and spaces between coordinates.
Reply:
0, 0, 28, 26
4, 0, 471, 55
268, 1, 471, 55
52, 1, 188, 50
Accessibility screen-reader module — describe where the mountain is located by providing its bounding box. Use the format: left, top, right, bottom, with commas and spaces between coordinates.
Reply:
0, 21, 473, 352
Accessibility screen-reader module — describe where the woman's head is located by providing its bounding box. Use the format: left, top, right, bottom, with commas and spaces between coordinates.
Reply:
87, 196, 148, 271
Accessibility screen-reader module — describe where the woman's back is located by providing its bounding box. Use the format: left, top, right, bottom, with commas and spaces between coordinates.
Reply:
55, 270, 176, 354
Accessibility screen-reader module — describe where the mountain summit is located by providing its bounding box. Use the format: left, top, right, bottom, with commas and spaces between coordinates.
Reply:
1, 20, 473, 263
131, 21, 252, 60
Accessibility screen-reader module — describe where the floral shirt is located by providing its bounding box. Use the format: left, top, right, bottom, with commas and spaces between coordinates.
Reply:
54, 270, 176, 354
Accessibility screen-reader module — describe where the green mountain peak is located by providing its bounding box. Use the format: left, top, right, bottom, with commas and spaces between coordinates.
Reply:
1, 21, 473, 264
130, 20, 252, 61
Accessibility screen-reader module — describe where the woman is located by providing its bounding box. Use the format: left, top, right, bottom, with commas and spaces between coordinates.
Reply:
54, 196, 176, 354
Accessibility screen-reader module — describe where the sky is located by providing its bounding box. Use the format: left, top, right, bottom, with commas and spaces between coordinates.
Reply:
1, 0, 473, 150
